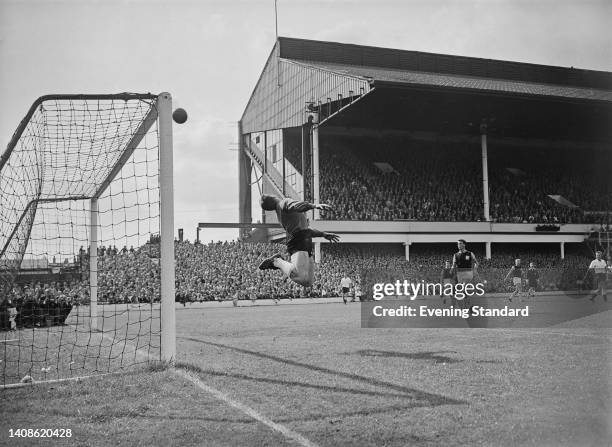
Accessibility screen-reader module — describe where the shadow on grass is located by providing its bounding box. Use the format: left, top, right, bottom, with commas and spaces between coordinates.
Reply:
146, 360, 172, 372
177, 365, 418, 398
175, 362, 465, 423
19, 399, 458, 425
178, 338, 465, 409
353, 349, 502, 364
355, 349, 460, 363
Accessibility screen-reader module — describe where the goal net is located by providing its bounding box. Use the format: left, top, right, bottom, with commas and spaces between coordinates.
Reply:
0, 93, 175, 386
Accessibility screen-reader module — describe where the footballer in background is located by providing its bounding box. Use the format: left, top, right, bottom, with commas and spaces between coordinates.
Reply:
340, 274, 352, 304
504, 258, 524, 302
440, 260, 454, 304
587, 251, 608, 302
526, 262, 539, 299
451, 239, 479, 307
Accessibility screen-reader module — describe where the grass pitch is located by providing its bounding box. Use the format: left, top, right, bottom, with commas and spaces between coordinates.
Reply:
1, 297, 611, 446
1, 304, 160, 385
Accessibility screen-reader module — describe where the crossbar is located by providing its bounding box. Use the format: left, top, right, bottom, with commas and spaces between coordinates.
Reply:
0, 93, 158, 173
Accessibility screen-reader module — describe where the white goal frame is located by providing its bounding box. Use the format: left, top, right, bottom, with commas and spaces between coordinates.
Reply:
1, 92, 176, 365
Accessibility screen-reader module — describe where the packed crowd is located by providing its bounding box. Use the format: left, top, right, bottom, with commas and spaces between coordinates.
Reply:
488, 146, 610, 223
320, 243, 594, 294
0, 280, 82, 330
0, 244, 160, 330
319, 142, 483, 221
175, 241, 310, 301
96, 248, 160, 304
318, 138, 611, 224
0, 240, 601, 316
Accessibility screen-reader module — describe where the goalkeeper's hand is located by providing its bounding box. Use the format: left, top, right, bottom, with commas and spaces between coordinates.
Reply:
323, 232, 340, 243
315, 203, 333, 211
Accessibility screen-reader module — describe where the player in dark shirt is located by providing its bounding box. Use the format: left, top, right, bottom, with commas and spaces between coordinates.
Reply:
451, 240, 479, 283
258, 194, 339, 288
526, 262, 539, 299
451, 239, 479, 307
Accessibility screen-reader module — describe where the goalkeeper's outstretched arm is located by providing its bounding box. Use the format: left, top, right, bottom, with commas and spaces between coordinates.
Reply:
308, 229, 340, 243
282, 200, 333, 214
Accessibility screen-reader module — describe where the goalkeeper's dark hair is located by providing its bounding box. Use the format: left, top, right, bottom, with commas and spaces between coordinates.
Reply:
260, 194, 278, 211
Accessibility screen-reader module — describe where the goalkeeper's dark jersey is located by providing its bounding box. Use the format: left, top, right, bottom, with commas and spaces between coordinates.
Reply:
275, 198, 310, 237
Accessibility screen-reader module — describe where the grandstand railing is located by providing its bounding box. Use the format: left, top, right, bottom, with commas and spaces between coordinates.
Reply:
244, 139, 300, 199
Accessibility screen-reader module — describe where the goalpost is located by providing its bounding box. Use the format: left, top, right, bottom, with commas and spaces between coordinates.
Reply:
0, 93, 175, 386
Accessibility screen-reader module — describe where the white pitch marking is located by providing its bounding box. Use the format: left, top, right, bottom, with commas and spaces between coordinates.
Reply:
0, 339, 19, 343
100, 332, 319, 447
174, 368, 320, 447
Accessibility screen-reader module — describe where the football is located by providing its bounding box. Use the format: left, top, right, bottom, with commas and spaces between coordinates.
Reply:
172, 108, 188, 124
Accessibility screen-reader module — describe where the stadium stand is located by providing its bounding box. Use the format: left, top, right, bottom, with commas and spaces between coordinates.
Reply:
318, 136, 611, 224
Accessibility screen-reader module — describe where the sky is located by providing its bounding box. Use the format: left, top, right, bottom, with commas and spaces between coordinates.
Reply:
1, 0, 611, 244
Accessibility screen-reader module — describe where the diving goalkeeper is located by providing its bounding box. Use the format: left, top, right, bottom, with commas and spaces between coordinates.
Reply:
258, 194, 339, 287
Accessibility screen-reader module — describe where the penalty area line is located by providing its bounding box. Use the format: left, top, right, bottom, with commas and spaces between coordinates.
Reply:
174, 368, 320, 447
